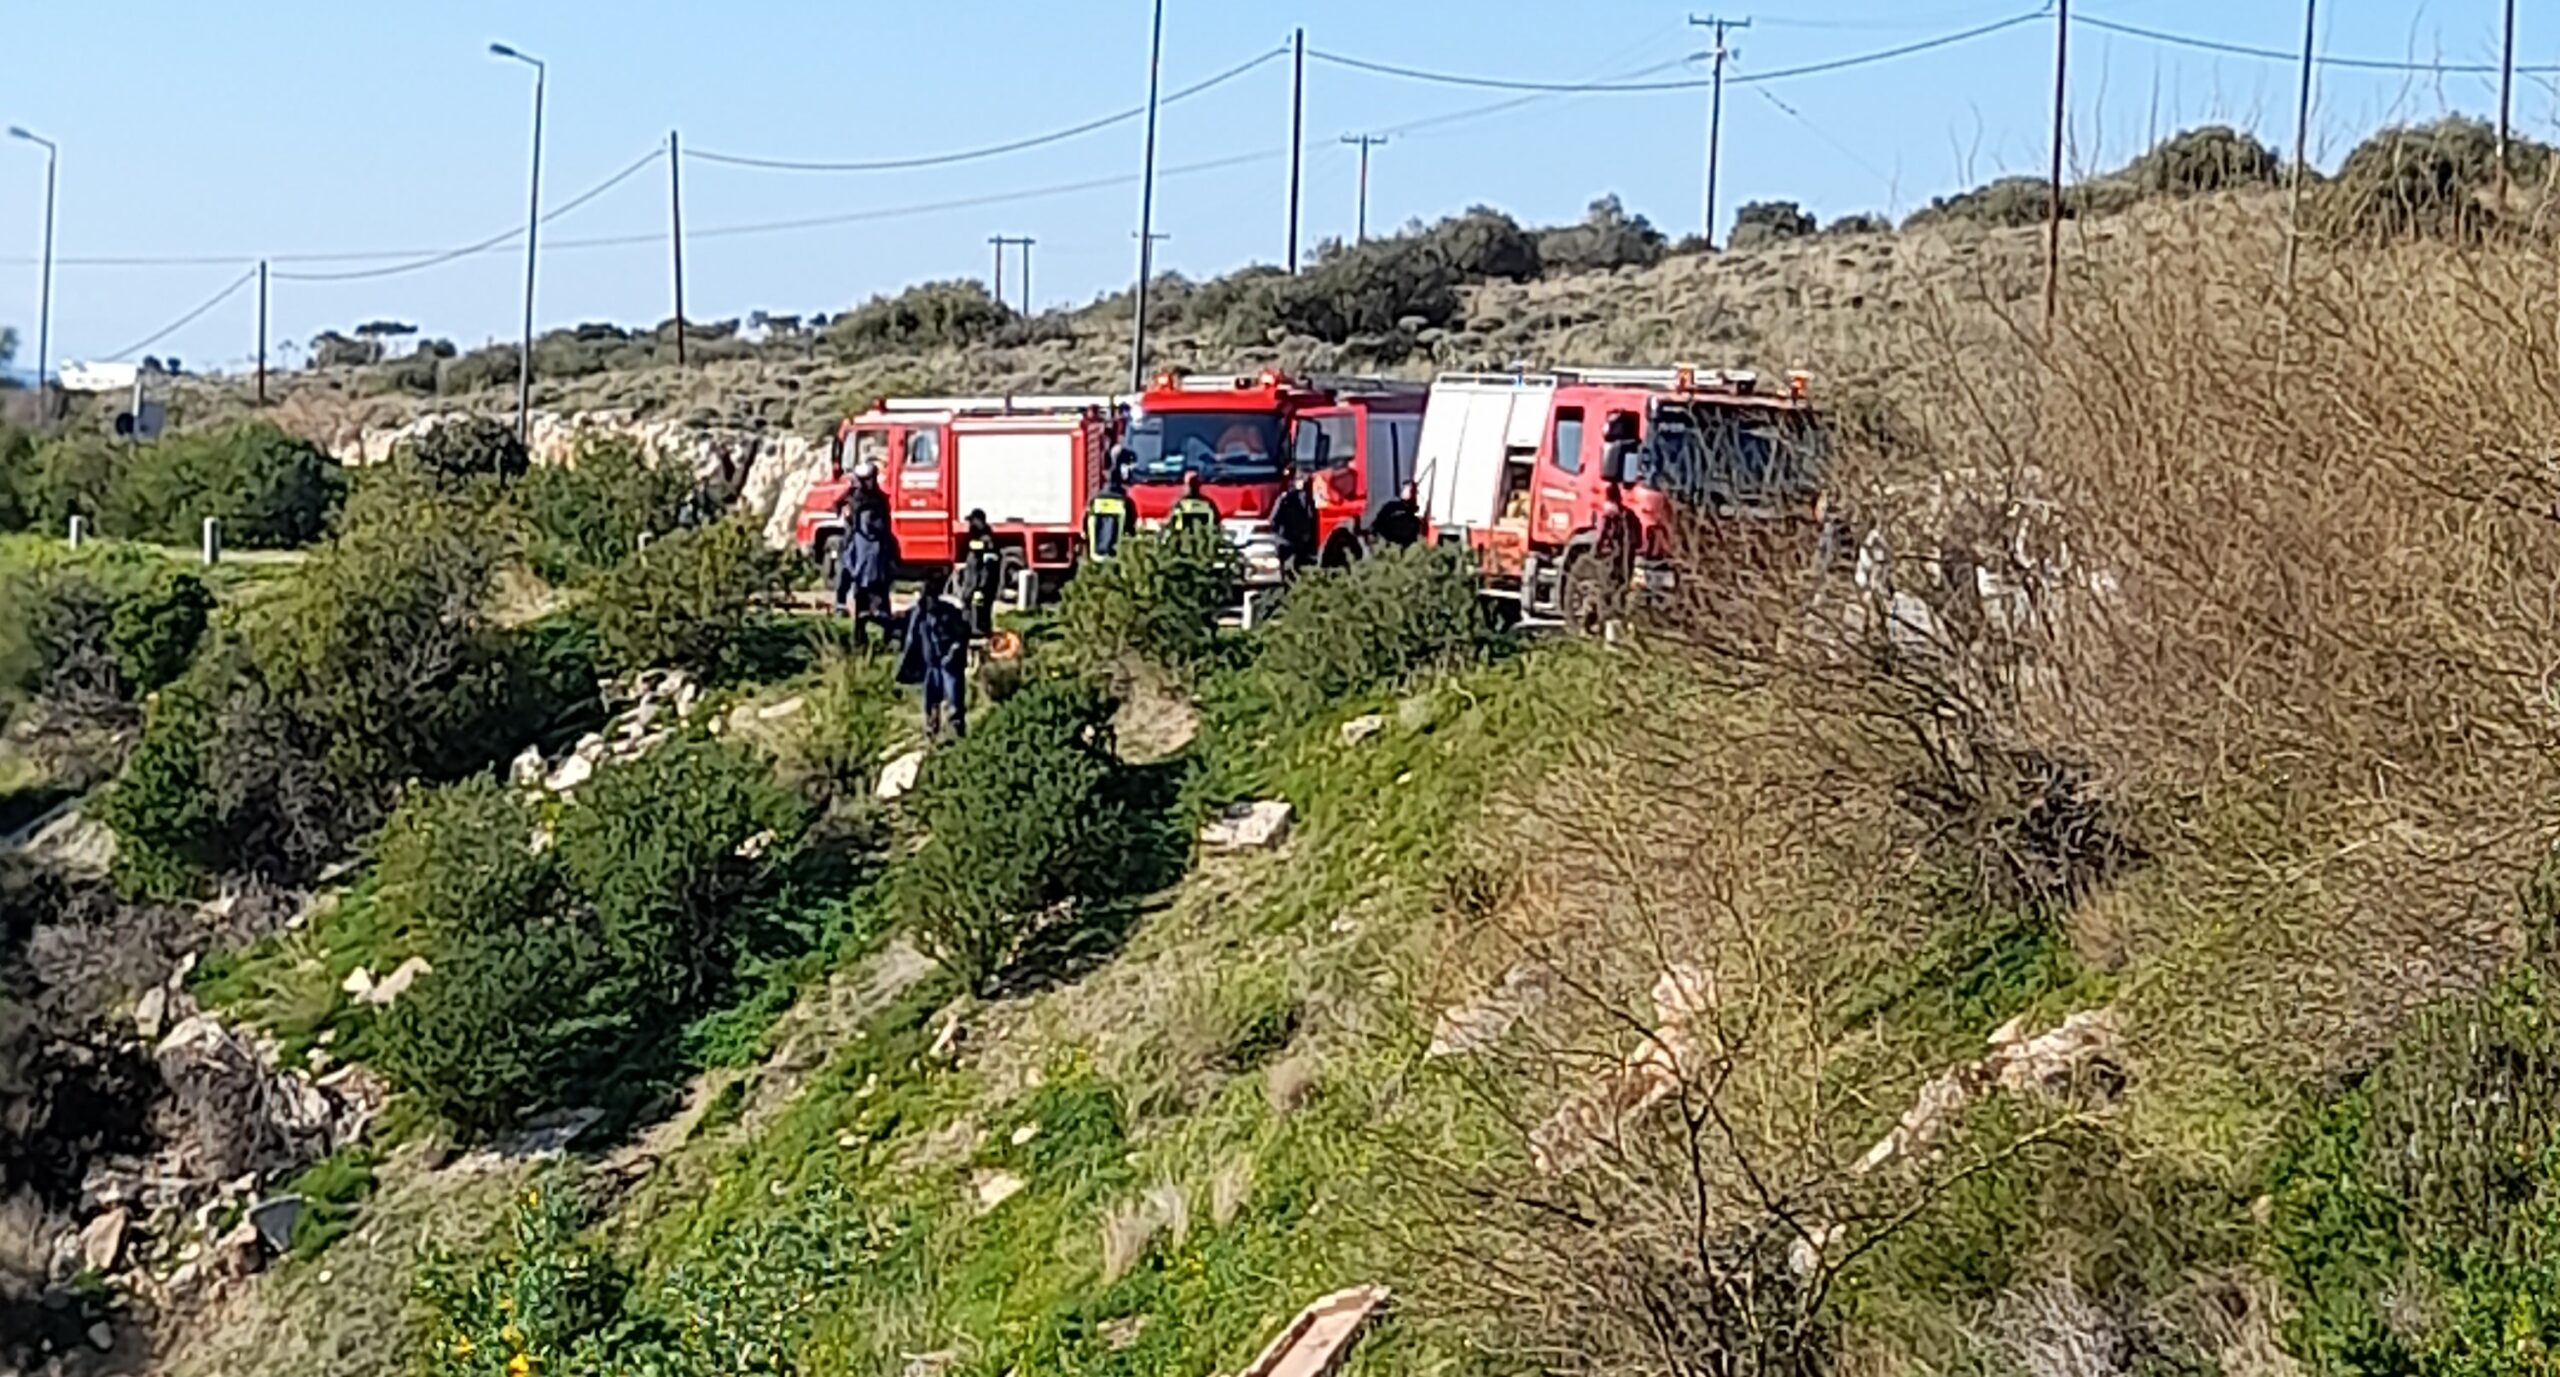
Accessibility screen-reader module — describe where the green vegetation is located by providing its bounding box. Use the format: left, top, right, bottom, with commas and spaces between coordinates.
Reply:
513, 436, 695, 585
1053, 526, 1238, 684
0, 420, 341, 547
590, 517, 795, 682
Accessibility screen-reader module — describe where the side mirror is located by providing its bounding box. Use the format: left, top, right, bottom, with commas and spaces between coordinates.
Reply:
829, 429, 846, 479
1601, 440, 1636, 486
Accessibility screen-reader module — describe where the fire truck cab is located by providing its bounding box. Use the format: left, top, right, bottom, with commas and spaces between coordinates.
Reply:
1125, 368, 1427, 585
1413, 365, 1827, 618
793, 394, 1121, 593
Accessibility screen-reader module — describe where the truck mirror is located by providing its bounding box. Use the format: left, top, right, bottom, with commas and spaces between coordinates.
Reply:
1602, 440, 1636, 486
829, 429, 845, 479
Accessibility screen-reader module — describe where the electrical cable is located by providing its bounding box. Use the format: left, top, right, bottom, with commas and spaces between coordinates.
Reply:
1752, 87, 1900, 191
2076, 13, 2560, 75
683, 45, 1289, 172
1379, 54, 1703, 139
104, 265, 258, 361
1310, 11, 2045, 93
271, 146, 665, 281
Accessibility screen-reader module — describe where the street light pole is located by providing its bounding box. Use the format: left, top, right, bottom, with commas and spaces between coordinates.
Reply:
9, 128, 57, 410
1341, 134, 1388, 243
491, 43, 545, 442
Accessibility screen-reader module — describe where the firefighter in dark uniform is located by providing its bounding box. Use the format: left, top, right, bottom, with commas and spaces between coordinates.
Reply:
1371, 479, 1424, 548
1167, 471, 1221, 535
897, 569, 973, 740
955, 509, 1005, 637
1083, 457, 1136, 561
1589, 482, 1642, 632
1270, 467, 1319, 579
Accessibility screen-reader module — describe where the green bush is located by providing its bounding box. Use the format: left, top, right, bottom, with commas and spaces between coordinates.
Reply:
108, 569, 213, 693
1822, 212, 1894, 238
401, 415, 529, 484
1903, 175, 2059, 231
1055, 525, 1238, 682
2270, 964, 2560, 1375
513, 435, 694, 584
1424, 207, 1544, 282
412, 1181, 645, 1376
10, 423, 340, 548
0, 421, 32, 530
590, 517, 793, 681
1729, 199, 1817, 251
553, 738, 804, 1012
1538, 195, 1668, 274
793, 649, 896, 803
1231, 234, 1467, 348
2323, 116, 2554, 242
898, 678, 1128, 991
1249, 543, 1488, 719
824, 279, 1015, 356
2122, 124, 2282, 196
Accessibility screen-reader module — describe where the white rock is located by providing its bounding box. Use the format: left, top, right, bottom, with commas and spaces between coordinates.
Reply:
78, 1208, 128, 1274
971, 1169, 1026, 1213
509, 745, 547, 789
1010, 1123, 1040, 1147
673, 682, 701, 718
133, 985, 168, 1042
875, 750, 927, 801
360, 956, 432, 1008
339, 967, 376, 999
88, 1321, 113, 1352
545, 753, 596, 794
1200, 800, 1294, 851
1339, 714, 1386, 746
757, 695, 807, 721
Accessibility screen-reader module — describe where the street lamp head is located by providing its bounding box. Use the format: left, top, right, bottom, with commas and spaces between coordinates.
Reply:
489, 42, 542, 68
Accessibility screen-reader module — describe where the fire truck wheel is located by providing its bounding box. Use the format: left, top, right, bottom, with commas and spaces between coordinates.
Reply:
998, 549, 1030, 606
814, 531, 843, 572
1559, 548, 1609, 633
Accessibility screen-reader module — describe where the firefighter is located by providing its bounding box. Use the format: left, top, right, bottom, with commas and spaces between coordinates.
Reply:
1082, 459, 1136, 560
839, 462, 897, 649
1271, 467, 1319, 577
1371, 479, 1424, 548
955, 509, 1005, 637
1166, 471, 1220, 535
897, 569, 973, 740
1588, 482, 1642, 633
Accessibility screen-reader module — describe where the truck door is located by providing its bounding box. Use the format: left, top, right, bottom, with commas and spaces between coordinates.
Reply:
1290, 407, 1363, 548
890, 423, 955, 567
1526, 404, 1587, 551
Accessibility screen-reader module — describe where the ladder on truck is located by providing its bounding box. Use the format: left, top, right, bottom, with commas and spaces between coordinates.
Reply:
864, 394, 1123, 417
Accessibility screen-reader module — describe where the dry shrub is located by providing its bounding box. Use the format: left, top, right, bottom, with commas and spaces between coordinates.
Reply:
1098, 1183, 1189, 1284
1421, 191, 2560, 1375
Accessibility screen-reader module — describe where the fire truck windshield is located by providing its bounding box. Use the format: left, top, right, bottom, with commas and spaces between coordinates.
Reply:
1124, 411, 1287, 485
1639, 407, 1826, 508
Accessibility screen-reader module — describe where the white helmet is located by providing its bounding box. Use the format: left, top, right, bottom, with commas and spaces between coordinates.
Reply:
852, 460, 879, 481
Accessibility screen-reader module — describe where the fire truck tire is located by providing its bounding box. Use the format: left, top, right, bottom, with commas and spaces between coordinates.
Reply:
998, 549, 1030, 607
814, 531, 844, 573
1558, 545, 1609, 632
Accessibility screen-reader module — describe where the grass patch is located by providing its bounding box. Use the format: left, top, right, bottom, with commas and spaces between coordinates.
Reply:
283, 1146, 380, 1263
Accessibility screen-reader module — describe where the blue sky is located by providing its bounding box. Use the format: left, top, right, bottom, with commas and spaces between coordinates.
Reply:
0, 1, 2545, 376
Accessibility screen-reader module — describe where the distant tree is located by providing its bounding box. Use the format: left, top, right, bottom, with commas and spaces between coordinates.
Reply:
1538, 195, 1667, 275
1822, 212, 1894, 238
0, 325, 16, 376
308, 330, 376, 369
1729, 200, 1818, 250
2122, 124, 2281, 196
353, 319, 418, 342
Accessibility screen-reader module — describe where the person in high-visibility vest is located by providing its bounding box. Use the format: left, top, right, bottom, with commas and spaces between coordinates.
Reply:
955, 509, 1004, 636
1166, 471, 1221, 535
1082, 460, 1135, 560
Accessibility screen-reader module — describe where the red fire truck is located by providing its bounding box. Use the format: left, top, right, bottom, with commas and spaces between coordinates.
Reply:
792, 395, 1121, 593
1412, 365, 1827, 619
1123, 368, 1427, 585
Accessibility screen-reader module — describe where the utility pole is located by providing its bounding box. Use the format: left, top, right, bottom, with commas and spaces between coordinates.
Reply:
2282, 0, 2316, 300
2043, 0, 2069, 329
256, 260, 269, 406
670, 130, 687, 368
1689, 15, 1748, 247
491, 43, 546, 441
7, 128, 56, 411
990, 235, 1035, 313
2498, 0, 2518, 205
1342, 134, 1388, 243
1129, 0, 1167, 391
1288, 27, 1306, 272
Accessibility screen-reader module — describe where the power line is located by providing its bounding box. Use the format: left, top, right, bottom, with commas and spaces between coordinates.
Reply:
9, 147, 664, 272
2077, 12, 2560, 74
106, 265, 258, 361
1309, 11, 2045, 93
684, 45, 1289, 173
272, 147, 664, 282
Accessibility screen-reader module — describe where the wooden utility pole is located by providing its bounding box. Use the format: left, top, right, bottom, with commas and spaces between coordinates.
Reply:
1129, 0, 1166, 391
1342, 133, 1388, 243
669, 130, 688, 367
2498, 0, 2519, 205
1016, 238, 1035, 316
2283, 0, 2316, 299
1690, 14, 1749, 247
991, 235, 1035, 314
255, 260, 269, 407
2043, 0, 2069, 328
1288, 28, 1306, 272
